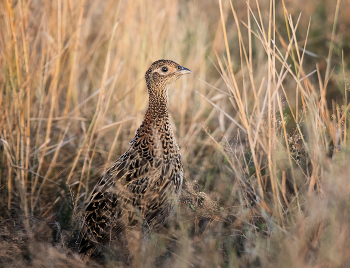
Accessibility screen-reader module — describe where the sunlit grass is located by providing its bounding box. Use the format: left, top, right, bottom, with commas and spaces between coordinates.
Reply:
0, 0, 349, 267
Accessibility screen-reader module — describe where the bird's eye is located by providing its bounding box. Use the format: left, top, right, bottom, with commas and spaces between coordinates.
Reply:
177, 65, 182, 70
161, 67, 168, 72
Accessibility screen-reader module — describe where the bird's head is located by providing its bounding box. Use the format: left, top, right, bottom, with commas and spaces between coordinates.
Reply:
145, 60, 191, 91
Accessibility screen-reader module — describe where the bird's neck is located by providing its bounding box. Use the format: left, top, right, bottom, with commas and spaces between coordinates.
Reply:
135, 86, 177, 151
146, 87, 169, 118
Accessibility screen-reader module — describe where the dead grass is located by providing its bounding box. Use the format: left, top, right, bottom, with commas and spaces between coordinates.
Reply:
1, 0, 350, 267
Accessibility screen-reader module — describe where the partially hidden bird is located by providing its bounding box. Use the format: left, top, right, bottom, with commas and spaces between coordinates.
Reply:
78, 60, 191, 257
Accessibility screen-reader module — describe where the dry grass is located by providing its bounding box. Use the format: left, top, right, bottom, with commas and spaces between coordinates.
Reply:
1, 0, 349, 267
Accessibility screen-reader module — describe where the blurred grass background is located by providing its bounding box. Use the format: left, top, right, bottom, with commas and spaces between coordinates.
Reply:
0, 0, 349, 267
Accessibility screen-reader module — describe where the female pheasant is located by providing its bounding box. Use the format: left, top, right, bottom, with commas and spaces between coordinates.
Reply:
78, 60, 191, 256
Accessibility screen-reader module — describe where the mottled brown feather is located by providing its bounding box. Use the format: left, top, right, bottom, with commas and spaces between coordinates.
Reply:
78, 60, 191, 255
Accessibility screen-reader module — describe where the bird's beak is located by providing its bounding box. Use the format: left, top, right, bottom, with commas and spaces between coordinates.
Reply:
176, 65, 192, 75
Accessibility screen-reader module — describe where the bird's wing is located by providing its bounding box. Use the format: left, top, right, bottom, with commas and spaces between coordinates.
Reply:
79, 139, 159, 247
79, 131, 183, 251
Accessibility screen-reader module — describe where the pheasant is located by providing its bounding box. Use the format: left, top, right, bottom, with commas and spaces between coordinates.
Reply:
78, 60, 191, 257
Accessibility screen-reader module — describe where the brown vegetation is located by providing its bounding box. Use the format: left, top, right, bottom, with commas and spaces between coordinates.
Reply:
0, 0, 349, 267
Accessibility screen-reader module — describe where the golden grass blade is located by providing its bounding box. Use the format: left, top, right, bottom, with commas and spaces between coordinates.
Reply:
63, 0, 86, 116
325, 0, 341, 87
33, 124, 71, 211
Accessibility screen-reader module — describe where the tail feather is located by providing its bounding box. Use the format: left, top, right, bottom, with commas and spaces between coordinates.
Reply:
77, 232, 95, 255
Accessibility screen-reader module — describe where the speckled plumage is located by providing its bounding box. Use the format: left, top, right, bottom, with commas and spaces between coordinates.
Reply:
78, 60, 191, 256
